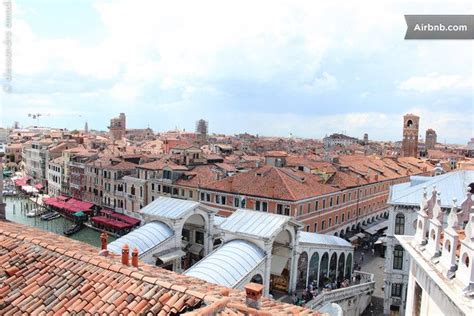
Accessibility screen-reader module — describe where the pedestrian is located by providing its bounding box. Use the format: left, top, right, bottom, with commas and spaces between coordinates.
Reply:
371, 248, 375, 256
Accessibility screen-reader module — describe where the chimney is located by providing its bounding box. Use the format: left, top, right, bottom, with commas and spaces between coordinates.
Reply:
100, 232, 108, 250
244, 283, 264, 310
122, 244, 129, 266
131, 248, 139, 268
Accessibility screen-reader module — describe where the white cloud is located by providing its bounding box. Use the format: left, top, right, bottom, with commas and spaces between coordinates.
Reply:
399, 73, 473, 93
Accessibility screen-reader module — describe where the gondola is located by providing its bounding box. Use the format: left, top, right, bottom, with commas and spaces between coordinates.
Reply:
63, 224, 83, 236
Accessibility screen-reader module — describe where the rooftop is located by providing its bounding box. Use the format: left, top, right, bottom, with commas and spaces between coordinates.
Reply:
0, 221, 321, 315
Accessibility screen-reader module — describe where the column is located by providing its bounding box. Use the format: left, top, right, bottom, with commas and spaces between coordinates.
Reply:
289, 250, 299, 293
306, 251, 311, 288
263, 242, 272, 296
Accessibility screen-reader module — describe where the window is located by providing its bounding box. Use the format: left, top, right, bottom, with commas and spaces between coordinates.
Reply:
395, 213, 405, 235
321, 220, 325, 230
298, 205, 303, 216
241, 198, 246, 208
393, 245, 404, 270
200, 192, 205, 201
195, 231, 204, 245
322, 200, 326, 209
391, 283, 402, 297
277, 204, 283, 214
328, 218, 332, 227
335, 215, 338, 224
189, 191, 193, 198
284, 205, 290, 216
342, 194, 346, 203
329, 197, 333, 207
306, 225, 310, 232
182, 229, 190, 242
256, 200, 261, 210
341, 213, 345, 222
314, 223, 317, 232
234, 197, 240, 207
163, 170, 172, 179
315, 201, 319, 211
336, 196, 339, 205
262, 201, 267, 212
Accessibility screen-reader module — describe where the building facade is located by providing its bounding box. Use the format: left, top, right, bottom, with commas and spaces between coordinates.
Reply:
108, 113, 126, 141
425, 128, 437, 150
401, 114, 419, 158
383, 170, 474, 315
396, 186, 473, 315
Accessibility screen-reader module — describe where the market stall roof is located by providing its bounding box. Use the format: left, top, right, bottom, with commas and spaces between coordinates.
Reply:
91, 216, 132, 230
34, 183, 44, 190
109, 212, 141, 226
364, 219, 389, 235
67, 198, 94, 210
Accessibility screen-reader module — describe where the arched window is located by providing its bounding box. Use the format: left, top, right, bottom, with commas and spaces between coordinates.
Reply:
345, 253, 353, 278
337, 253, 345, 281
309, 253, 319, 285
395, 213, 405, 235
329, 253, 337, 281
250, 274, 263, 284
319, 252, 329, 287
297, 252, 309, 289
393, 245, 404, 270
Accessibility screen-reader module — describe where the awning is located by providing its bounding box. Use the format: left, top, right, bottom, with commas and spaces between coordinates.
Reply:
154, 250, 186, 263
22, 185, 38, 193
349, 235, 359, 242
375, 236, 387, 245
270, 255, 288, 275
356, 232, 366, 239
188, 243, 203, 256
364, 219, 389, 235
34, 183, 44, 190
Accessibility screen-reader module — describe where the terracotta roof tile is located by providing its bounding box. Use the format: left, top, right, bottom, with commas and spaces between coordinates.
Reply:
0, 221, 320, 315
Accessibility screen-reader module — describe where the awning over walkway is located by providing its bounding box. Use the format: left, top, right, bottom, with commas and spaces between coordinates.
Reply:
185, 239, 265, 288
108, 221, 173, 255
363, 219, 389, 235
154, 249, 186, 263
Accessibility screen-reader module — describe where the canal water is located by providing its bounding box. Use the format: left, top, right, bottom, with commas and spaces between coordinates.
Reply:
4, 196, 116, 248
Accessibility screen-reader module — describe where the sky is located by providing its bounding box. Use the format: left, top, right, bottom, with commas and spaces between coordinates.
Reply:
0, 0, 473, 143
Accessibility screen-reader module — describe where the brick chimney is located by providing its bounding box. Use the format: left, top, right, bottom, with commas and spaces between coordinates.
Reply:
122, 244, 129, 266
131, 248, 139, 267
244, 283, 264, 310
100, 232, 108, 250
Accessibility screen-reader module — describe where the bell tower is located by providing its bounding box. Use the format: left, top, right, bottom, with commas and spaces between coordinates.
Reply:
402, 114, 419, 158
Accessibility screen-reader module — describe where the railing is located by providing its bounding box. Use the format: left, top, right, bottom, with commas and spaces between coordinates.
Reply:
305, 271, 375, 310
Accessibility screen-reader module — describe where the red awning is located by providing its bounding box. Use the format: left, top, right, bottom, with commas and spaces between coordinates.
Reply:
67, 198, 94, 210
91, 216, 132, 230
44, 197, 92, 214
109, 212, 141, 226
34, 183, 44, 190
100, 208, 114, 215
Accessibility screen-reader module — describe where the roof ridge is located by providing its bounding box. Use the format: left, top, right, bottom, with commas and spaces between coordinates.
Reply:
273, 167, 298, 201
